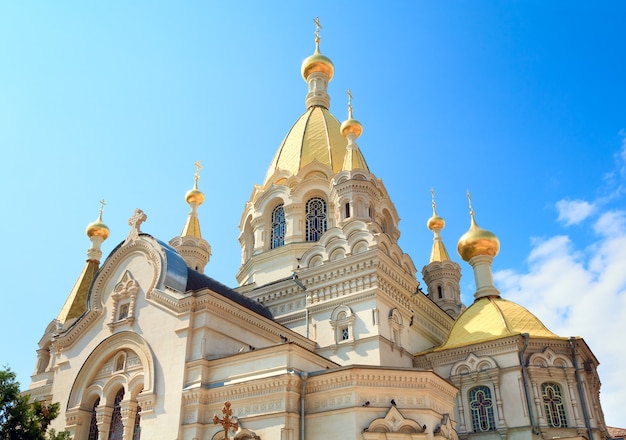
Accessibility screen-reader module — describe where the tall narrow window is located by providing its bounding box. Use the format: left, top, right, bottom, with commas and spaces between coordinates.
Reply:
306, 198, 327, 242
271, 204, 285, 249
469, 386, 495, 432
87, 397, 100, 440
542, 382, 568, 428
345, 202, 351, 219
437, 285, 443, 299
132, 405, 142, 440
108, 388, 125, 440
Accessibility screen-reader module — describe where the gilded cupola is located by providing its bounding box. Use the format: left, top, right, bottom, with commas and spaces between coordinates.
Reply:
457, 193, 500, 262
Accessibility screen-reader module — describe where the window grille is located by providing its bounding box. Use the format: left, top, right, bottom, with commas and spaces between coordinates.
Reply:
469, 386, 496, 432
108, 389, 125, 440
542, 382, 568, 428
306, 198, 327, 242
271, 204, 285, 249
87, 398, 100, 440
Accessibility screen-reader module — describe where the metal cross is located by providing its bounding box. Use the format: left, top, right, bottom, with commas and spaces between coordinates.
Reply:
313, 17, 322, 45
194, 160, 202, 186
347, 89, 353, 118
213, 401, 239, 440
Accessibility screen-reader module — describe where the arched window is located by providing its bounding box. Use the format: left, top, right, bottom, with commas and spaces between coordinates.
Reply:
437, 285, 443, 299
306, 198, 327, 242
469, 386, 496, 432
345, 202, 351, 219
87, 397, 100, 440
108, 388, 125, 440
271, 204, 285, 249
542, 382, 568, 428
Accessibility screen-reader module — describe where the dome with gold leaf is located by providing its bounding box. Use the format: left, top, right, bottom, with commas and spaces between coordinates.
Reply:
301, 49, 334, 81
86, 212, 110, 240
434, 296, 562, 351
457, 212, 500, 261
185, 186, 204, 206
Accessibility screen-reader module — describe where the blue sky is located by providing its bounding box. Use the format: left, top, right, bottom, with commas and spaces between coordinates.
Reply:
1, 2, 625, 427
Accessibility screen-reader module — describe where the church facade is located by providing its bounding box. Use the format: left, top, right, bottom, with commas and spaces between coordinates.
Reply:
28, 24, 609, 440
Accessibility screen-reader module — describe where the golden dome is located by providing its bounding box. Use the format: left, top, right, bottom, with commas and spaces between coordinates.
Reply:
301, 49, 334, 81
457, 213, 500, 261
427, 214, 445, 231
86, 213, 110, 240
340, 118, 362, 138
264, 106, 369, 184
185, 187, 205, 206
434, 296, 561, 351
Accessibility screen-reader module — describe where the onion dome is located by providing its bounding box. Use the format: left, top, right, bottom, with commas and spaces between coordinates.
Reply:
340, 89, 362, 138
301, 49, 334, 82
185, 185, 205, 206
427, 190, 450, 263
427, 211, 445, 232
86, 202, 110, 240
301, 18, 334, 81
457, 195, 499, 262
340, 117, 362, 138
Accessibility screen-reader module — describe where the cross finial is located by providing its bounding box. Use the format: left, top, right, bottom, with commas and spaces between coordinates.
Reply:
313, 17, 322, 48
467, 190, 475, 217
99, 199, 106, 218
347, 89, 353, 119
430, 188, 437, 215
194, 160, 202, 187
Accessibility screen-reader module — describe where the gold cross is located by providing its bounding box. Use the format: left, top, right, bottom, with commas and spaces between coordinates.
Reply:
194, 160, 202, 186
99, 199, 106, 217
313, 17, 322, 45
430, 189, 437, 214
467, 190, 474, 216
347, 89, 353, 118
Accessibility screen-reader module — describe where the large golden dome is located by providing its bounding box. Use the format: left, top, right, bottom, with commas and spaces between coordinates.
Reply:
434, 296, 561, 351
264, 106, 369, 184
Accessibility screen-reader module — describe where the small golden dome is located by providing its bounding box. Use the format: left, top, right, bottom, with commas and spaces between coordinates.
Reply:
185, 188, 205, 206
457, 214, 500, 261
301, 49, 334, 81
86, 214, 110, 240
340, 118, 362, 137
427, 214, 445, 231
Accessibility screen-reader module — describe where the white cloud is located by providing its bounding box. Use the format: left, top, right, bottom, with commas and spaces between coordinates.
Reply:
555, 199, 596, 226
495, 208, 626, 427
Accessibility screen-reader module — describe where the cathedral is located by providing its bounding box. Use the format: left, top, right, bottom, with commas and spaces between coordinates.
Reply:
28, 22, 610, 440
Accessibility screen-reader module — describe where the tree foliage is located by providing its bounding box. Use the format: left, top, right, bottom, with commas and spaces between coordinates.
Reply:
0, 368, 70, 440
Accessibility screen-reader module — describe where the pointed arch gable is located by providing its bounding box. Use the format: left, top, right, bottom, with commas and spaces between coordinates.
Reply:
67, 331, 155, 411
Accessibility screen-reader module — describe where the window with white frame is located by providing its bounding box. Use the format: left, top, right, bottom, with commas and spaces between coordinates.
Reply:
330, 305, 355, 346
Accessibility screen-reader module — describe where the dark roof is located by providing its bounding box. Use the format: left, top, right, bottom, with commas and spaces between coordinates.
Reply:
186, 268, 273, 320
